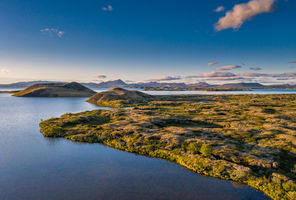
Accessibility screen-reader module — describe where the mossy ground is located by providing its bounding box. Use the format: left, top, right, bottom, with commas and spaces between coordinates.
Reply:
40, 94, 296, 200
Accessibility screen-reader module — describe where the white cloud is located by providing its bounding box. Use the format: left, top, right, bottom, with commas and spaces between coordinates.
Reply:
205, 77, 253, 81
95, 75, 107, 79
125, 80, 136, 83
215, 6, 225, 13
40, 28, 65, 38
187, 72, 236, 78
1, 68, 9, 73
149, 75, 182, 82
215, 0, 276, 31
207, 62, 219, 66
102, 5, 113, 11
236, 73, 296, 78
236, 72, 267, 77
250, 67, 262, 71
187, 72, 296, 80
186, 71, 296, 85
215, 65, 241, 71
270, 73, 296, 78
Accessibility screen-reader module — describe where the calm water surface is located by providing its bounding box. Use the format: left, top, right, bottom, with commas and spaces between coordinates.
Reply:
143, 89, 296, 95
0, 93, 269, 200
90, 88, 296, 95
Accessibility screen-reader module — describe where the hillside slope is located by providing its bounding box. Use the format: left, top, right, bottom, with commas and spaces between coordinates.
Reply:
13, 82, 96, 97
87, 88, 153, 107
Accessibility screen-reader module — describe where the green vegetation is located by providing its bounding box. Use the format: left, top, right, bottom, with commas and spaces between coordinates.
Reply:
14, 82, 95, 97
86, 88, 154, 107
40, 94, 296, 200
200, 144, 212, 157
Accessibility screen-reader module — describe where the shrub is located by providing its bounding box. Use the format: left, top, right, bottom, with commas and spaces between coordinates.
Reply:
212, 164, 225, 176
200, 144, 212, 157
287, 191, 296, 200
230, 166, 251, 180
41, 126, 64, 137
187, 142, 200, 154
282, 181, 296, 192
291, 164, 296, 174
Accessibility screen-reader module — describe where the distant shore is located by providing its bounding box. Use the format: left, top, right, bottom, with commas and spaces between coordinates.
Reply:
144, 87, 251, 91
0, 90, 20, 94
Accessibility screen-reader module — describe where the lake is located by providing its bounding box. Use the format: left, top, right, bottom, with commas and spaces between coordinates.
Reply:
0, 93, 269, 200
142, 89, 296, 95
90, 88, 296, 95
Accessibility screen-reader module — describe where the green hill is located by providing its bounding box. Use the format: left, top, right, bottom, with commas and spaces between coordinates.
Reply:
87, 88, 153, 107
13, 82, 96, 97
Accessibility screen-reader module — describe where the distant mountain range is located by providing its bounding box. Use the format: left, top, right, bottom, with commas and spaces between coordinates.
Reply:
128, 82, 187, 88
0, 80, 129, 89
0, 81, 63, 88
84, 79, 128, 88
0, 79, 295, 89
214, 83, 264, 88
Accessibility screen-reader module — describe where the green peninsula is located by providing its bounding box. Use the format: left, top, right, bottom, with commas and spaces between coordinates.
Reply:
40, 90, 296, 200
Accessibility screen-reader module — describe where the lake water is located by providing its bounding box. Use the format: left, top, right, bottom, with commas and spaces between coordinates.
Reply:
142, 89, 296, 95
90, 88, 296, 95
0, 93, 270, 200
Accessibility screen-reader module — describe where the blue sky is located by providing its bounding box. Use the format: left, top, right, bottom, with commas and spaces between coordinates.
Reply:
0, 0, 295, 84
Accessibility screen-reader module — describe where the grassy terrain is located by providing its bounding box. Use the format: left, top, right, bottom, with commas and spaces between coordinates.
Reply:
40, 94, 296, 200
13, 82, 95, 97
86, 87, 153, 107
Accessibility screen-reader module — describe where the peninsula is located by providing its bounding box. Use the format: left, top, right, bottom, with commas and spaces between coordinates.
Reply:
40, 89, 296, 200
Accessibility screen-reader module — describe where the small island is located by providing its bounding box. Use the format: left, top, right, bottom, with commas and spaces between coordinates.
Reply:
13, 82, 96, 97
40, 89, 296, 200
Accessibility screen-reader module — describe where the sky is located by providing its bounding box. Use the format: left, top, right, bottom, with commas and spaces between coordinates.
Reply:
0, 0, 295, 84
